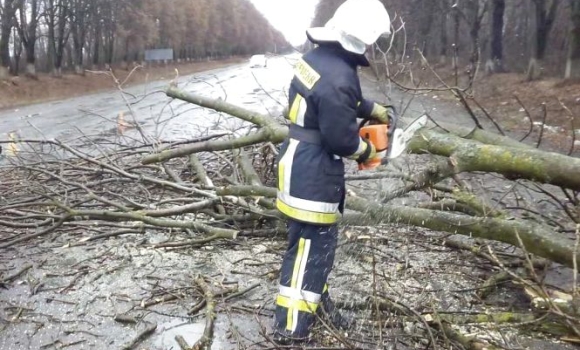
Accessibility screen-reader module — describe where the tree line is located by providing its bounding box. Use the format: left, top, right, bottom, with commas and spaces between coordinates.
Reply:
0, 0, 290, 78
312, 0, 580, 80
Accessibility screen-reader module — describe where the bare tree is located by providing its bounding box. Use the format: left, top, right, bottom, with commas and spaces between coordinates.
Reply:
438, 0, 451, 64
416, 0, 436, 59
0, 0, 17, 78
527, 0, 561, 80
69, 0, 90, 74
16, 0, 40, 77
565, 0, 580, 79
44, 0, 70, 76
486, 0, 506, 73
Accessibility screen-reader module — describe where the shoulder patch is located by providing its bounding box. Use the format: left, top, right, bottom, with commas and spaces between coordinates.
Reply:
294, 59, 321, 90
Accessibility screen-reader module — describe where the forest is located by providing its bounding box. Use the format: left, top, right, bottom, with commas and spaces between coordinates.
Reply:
0, 0, 289, 78
313, 0, 580, 80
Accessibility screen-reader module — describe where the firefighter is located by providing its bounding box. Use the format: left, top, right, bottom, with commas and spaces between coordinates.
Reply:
273, 0, 392, 345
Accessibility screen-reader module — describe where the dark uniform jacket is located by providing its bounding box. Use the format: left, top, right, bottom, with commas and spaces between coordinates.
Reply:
276, 44, 375, 225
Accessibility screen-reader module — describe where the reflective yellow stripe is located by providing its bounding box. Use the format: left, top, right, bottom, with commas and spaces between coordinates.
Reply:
289, 95, 303, 124
278, 162, 285, 192
291, 238, 306, 289
277, 199, 339, 225
347, 138, 367, 160
277, 295, 318, 314
323, 284, 329, 293
287, 238, 306, 331
294, 59, 320, 90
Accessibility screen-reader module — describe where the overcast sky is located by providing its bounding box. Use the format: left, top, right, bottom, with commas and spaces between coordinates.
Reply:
249, 0, 320, 46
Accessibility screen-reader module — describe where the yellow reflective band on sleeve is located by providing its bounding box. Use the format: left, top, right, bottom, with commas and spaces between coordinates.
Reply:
277, 199, 339, 225
277, 295, 319, 314
347, 138, 368, 160
288, 95, 304, 124
323, 284, 329, 293
278, 162, 285, 192
294, 59, 320, 90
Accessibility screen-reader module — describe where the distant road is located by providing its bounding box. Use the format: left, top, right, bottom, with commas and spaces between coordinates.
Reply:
0, 56, 298, 149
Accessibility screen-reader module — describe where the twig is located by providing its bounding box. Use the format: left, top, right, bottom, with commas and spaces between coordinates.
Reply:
175, 335, 191, 350
191, 276, 216, 350
223, 283, 260, 302
514, 95, 535, 142
536, 103, 548, 148
0, 263, 33, 284
119, 322, 157, 350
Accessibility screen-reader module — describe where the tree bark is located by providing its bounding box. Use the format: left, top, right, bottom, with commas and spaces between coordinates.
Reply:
410, 128, 580, 191
439, 0, 449, 65
527, 0, 561, 80
565, 0, 580, 79
17, 0, 40, 78
417, 0, 436, 59
0, 0, 17, 78
344, 196, 580, 269
487, 0, 506, 73
70, 0, 90, 75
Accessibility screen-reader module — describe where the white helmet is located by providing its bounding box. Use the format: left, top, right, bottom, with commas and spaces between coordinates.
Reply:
307, 0, 391, 55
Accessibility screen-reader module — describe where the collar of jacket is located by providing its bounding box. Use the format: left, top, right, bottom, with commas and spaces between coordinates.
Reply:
316, 43, 370, 67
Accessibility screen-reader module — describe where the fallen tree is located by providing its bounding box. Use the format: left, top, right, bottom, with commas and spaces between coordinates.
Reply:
1, 82, 580, 348
140, 87, 580, 268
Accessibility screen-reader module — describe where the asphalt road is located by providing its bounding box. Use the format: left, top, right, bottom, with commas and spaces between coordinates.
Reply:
0, 56, 298, 149
0, 56, 576, 350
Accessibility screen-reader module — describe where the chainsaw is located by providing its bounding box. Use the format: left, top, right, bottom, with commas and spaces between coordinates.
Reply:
358, 107, 428, 170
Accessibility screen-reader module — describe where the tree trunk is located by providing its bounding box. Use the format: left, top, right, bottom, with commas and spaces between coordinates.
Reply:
487, 0, 506, 73
12, 26, 22, 75
0, 0, 16, 79
527, 0, 560, 80
565, 0, 580, 79
439, 5, 449, 65
452, 6, 461, 70
418, 0, 436, 59
16, 0, 39, 78
93, 23, 101, 69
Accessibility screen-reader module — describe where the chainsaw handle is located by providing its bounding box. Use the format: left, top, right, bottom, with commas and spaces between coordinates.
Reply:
386, 105, 398, 137
358, 104, 399, 134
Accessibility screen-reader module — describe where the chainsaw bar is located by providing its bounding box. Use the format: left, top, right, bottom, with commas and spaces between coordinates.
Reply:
386, 114, 428, 159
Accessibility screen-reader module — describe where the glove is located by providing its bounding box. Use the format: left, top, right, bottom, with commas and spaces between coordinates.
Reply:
370, 103, 390, 124
356, 138, 377, 164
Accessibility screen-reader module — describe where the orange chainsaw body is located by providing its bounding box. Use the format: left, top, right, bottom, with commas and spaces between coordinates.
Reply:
358, 123, 388, 170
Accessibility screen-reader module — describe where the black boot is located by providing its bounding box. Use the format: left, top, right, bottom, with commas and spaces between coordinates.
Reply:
318, 294, 354, 331
272, 329, 311, 347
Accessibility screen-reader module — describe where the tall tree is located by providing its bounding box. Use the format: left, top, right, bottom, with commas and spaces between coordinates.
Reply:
69, 0, 91, 74
438, 0, 451, 64
527, 0, 561, 80
565, 0, 580, 79
487, 0, 506, 73
465, 0, 490, 70
45, 0, 71, 76
16, 0, 40, 77
0, 0, 17, 78
416, 0, 436, 58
